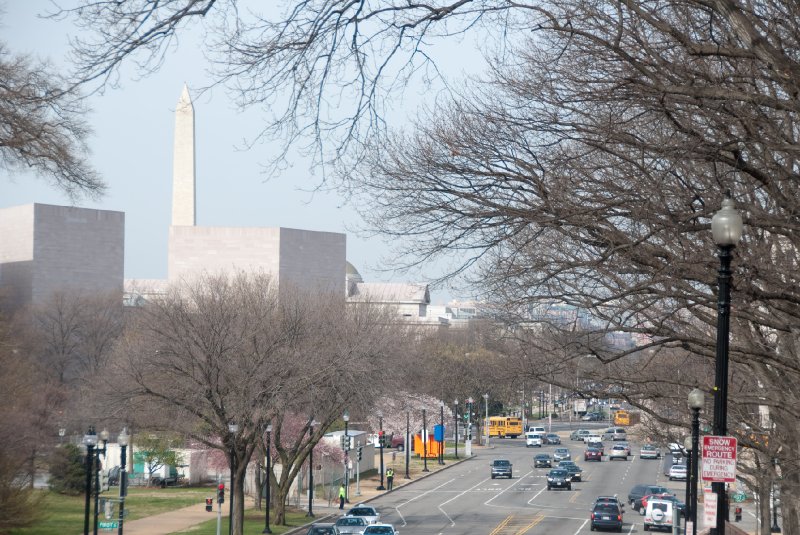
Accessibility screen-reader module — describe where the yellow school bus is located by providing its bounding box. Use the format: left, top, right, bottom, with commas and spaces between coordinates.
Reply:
613, 410, 640, 426
488, 416, 523, 438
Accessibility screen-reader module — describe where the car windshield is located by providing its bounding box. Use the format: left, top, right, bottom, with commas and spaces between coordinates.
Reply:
549, 470, 568, 477
556, 448, 568, 453
594, 504, 619, 513
349, 508, 375, 516
648, 486, 669, 494
494, 460, 510, 466
364, 528, 395, 534
308, 528, 334, 534
535, 454, 549, 459
338, 518, 367, 526
652, 502, 669, 512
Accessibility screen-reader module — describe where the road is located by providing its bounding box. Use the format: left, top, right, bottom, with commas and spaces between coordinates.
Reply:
360, 426, 721, 534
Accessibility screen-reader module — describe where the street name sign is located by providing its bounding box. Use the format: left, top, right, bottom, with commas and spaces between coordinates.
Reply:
99, 520, 119, 530
701, 435, 737, 483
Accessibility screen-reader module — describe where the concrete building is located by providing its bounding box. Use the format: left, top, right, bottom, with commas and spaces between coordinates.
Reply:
0, 203, 124, 310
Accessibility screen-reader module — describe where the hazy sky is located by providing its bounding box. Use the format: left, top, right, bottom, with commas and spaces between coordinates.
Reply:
2, 2, 483, 304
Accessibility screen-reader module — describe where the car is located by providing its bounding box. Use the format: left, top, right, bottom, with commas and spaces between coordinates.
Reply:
643, 499, 674, 531
608, 444, 628, 461
553, 448, 571, 461
583, 434, 603, 444
594, 495, 625, 512
544, 433, 561, 445
528, 426, 546, 435
582, 412, 604, 421
639, 444, 661, 459
546, 468, 571, 490
335, 516, 370, 534
590, 502, 624, 532
363, 524, 399, 535
558, 460, 583, 481
587, 440, 605, 455
491, 459, 513, 479
346, 504, 380, 524
668, 464, 687, 481
570, 429, 592, 441
640, 494, 685, 518
305, 523, 337, 535
585, 447, 602, 461
602, 427, 627, 441
525, 432, 543, 448
665, 458, 686, 476
534, 453, 552, 468
628, 484, 671, 508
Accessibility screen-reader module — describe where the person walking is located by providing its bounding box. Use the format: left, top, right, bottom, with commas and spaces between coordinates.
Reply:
338, 483, 346, 510
386, 467, 394, 491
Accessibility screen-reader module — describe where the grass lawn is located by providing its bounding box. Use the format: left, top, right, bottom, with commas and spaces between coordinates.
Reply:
8, 486, 215, 535
172, 509, 315, 534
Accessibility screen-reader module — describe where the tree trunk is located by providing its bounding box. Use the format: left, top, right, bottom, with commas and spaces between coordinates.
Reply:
273, 484, 289, 525
757, 481, 770, 535
254, 458, 263, 511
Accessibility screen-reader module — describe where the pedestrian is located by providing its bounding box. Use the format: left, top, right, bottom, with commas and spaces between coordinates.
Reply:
338, 483, 346, 509
386, 467, 394, 491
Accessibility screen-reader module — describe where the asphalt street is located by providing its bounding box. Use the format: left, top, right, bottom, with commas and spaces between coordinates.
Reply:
360, 425, 757, 534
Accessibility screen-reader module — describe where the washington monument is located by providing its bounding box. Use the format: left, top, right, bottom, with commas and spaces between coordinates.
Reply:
172, 84, 196, 226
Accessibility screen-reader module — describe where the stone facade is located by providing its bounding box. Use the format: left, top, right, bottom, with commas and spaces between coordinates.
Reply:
0, 203, 124, 310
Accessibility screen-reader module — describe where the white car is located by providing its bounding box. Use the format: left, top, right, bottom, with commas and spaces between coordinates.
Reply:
608, 444, 629, 460
363, 524, 399, 535
639, 444, 661, 459
525, 432, 543, 447
583, 434, 602, 444
668, 464, 687, 481
644, 499, 675, 531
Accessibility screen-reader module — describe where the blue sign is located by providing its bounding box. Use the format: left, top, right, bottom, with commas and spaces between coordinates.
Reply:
434, 424, 445, 442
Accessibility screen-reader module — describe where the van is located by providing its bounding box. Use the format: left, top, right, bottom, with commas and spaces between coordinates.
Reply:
528, 426, 546, 434
602, 427, 627, 441
644, 499, 675, 531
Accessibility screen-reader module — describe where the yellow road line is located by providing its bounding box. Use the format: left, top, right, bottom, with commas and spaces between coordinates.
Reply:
490, 514, 514, 535
514, 513, 545, 534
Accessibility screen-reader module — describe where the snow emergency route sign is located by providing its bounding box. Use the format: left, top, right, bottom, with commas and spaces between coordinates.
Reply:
701, 435, 737, 483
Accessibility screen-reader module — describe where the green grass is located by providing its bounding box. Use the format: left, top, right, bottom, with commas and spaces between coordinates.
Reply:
172, 509, 318, 534
8, 486, 216, 535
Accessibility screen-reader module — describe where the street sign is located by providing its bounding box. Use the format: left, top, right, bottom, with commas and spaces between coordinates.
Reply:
703, 491, 717, 527
99, 521, 119, 530
701, 435, 737, 483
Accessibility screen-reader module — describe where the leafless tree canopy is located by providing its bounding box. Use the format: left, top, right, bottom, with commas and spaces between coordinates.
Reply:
0, 42, 103, 199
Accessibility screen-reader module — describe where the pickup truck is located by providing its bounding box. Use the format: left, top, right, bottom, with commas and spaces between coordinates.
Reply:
490, 459, 513, 479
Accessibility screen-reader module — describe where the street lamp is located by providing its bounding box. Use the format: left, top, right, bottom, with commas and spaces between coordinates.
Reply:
684, 435, 694, 535
343, 411, 350, 503
483, 394, 489, 447
771, 458, 781, 533
377, 411, 386, 491
262, 423, 273, 534
404, 410, 410, 479
454, 400, 459, 460
439, 400, 445, 466
228, 423, 238, 535
306, 420, 319, 518
422, 408, 429, 472
117, 428, 129, 535
83, 427, 98, 535
688, 388, 704, 535
94, 428, 109, 535
710, 195, 743, 535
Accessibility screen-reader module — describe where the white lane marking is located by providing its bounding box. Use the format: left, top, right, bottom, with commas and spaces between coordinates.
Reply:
485, 469, 536, 506
395, 477, 457, 527
527, 485, 547, 505
572, 519, 588, 534
436, 476, 496, 527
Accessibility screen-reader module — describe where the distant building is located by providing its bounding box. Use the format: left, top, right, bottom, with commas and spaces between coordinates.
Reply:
0, 203, 124, 311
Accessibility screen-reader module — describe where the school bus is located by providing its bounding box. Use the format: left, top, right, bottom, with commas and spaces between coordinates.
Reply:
613, 410, 640, 426
488, 416, 523, 438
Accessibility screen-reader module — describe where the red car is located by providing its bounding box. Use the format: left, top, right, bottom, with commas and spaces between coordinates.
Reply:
584, 447, 602, 461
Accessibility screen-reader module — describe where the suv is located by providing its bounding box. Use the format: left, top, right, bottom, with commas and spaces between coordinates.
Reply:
570, 429, 591, 441
591, 502, 623, 532
490, 459, 513, 479
546, 468, 571, 490
534, 453, 552, 468
525, 432, 543, 447
609, 444, 629, 461
628, 484, 671, 507
602, 427, 627, 441
644, 499, 674, 531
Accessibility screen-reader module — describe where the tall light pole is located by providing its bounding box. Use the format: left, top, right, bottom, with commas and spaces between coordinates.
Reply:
710, 195, 743, 535
83, 427, 97, 535
94, 428, 109, 535
771, 458, 781, 533
684, 435, 693, 535
404, 410, 410, 479
227, 423, 238, 535
262, 423, 273, 534
343, 411, 350, 504
422, 408, 429, 472
439, 400, 445, 465
377, 411, 385, 491
454, 400, 459, 460
117, 428, 129, 535
306, 420, 318, 517
483, 394, 489, 447
688, 388, 704, 535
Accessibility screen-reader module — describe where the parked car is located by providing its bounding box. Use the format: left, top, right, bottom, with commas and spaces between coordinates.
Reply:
608, 444, 629, 461
335, 516, 370, 534
346, 504, 380, 524
644, 499, 675, 531
570, 429, 592, 441
534, 453, 552, 468
639, 444, 661, 459
525, 432, 543, 448
553, 448, 571, 461
544, 433, 561, 445
305, 523, 337, 535
584, 447, 602, 462
491, 459, 513, 479
546, 468, 572, 490
590, 502, 624, 532
628, 484, 671, 507
363, 524, 399, 535
602, 427, 627, 441
668, 464, 687, 481
558, 460, 583, 482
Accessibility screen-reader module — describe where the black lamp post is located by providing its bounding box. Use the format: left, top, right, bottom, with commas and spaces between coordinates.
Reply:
228, 423, 238, 535
83, 427, 97, 535
684, 435, 693, 534
343, 411, 350, 503
377, 412, 386, 491
262, 424, 273, 534
93, 428, 109, 535
439, 401, 445, 465
306, 420, 318, 518
483, 394, 489, 447
422, 408, 429, 472
117, 428, 129, 535
710, 195, 743, 535
454, 400, 459, 460
771, 458, 781, 533
688, 388, 704, 535
404, 410, 410, 479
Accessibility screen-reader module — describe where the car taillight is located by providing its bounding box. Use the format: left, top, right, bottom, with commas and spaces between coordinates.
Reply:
591, 513, 596, 519
617, 515, 622, 521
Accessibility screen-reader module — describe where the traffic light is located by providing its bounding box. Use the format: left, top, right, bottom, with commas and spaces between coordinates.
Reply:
217, 483, 225, 504
205, 497, 213, 512
340, 435, 349, 450
378, 431, 385, 448
357, 446, 363, 462
100, 469, 110, 491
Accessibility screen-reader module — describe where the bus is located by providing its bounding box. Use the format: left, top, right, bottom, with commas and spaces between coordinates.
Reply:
488, 416, 523, 438
613, 410, 640, 426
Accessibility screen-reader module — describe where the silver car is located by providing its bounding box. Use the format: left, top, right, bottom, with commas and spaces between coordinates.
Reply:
553, 447, 571, 461
335, 516, 370, 534
346, 504, 381, 524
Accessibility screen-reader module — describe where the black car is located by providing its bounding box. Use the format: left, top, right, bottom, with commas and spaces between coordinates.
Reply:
558, 460, 583, 482
546, 468, 571, 490
628, 484, 671, 508
491, 459, 513, 479
305, 523, 336, 535
591, 502, 623, 532
534, 453, 552, 468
